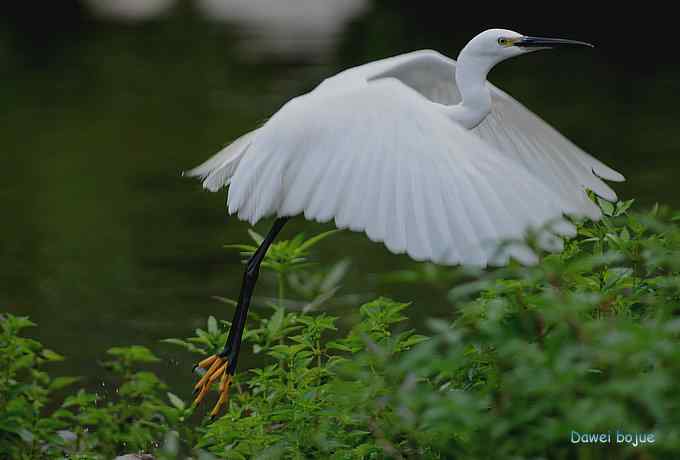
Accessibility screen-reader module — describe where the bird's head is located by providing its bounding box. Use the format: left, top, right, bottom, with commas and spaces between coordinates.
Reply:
461, 28, 593, 65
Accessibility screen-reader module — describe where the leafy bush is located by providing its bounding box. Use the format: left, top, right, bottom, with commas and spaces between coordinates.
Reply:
3, 200, 680, 459
0, 316, 197, 459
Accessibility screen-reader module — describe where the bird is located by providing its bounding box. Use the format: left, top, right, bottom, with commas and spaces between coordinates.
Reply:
185, 28, 624, 417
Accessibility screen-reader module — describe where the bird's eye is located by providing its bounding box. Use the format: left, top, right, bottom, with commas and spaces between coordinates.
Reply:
497, 38, 509, 46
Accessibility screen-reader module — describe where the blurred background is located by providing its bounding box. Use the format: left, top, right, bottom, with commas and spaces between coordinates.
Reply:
2, 2, 678, 390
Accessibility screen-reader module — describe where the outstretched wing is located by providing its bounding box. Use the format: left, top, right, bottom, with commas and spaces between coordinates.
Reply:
475, 86, 624, 202
355, 50, 624, 205
199, 78, 589, 266
184, 130, 257, 192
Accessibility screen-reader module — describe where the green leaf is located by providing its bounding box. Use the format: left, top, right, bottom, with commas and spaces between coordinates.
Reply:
49, 376, 81, 391
161, 338, 206, 354
17, 428, 34, 443
298, 229, 340, 252
167, 392, 186, 410
208, 316, 219, 335
620, 226, 630, 241
327, 341, 355, 352
41, 349, 65, 362
224, 244, 258, 253
597, 197, 615, 216
615, 199, 635, 216
4, 315, 36, 332
267, 307, 285, 337
62, 389, 97, 408
212, 296, 238, 306
107, 345, 160, 363
248, 229, 264, 245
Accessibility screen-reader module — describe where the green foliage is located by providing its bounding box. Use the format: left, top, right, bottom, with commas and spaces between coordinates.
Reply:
185, 297, 426, 459
4, 202, 680, 459
225, 229, 340, 302
225, 229, 339, 276
0, 317, 196, 459
0, 315, 69, 459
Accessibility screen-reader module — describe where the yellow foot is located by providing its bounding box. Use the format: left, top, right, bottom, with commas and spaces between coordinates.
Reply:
192, 354, 233, 419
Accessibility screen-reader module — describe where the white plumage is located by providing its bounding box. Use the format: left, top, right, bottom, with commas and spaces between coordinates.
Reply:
186, 29, 624, 267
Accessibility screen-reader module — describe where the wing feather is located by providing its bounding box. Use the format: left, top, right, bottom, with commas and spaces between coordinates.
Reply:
337, 50, 623, 210
184, 130, 256, 192
222, 79, 580, 266
353, 50, 461, 105
476, 88, 622, 206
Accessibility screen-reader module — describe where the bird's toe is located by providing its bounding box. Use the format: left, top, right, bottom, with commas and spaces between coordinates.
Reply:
192, 354, 230, 413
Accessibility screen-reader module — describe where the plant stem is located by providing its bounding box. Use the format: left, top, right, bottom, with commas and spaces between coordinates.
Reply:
278, 272, 285, 306
316, 340, 321, 369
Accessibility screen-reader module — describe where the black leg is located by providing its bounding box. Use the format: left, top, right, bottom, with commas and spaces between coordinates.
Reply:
219, 216, 289, 373
192, 217, 289, 416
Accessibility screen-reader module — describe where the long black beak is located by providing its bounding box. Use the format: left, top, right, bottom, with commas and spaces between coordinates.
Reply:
516, 36, 594, 49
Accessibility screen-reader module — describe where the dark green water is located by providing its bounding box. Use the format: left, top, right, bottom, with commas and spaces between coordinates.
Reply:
2, 6, 679, 391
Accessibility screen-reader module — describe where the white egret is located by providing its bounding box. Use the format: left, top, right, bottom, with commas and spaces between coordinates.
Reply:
186, 28, 624, 416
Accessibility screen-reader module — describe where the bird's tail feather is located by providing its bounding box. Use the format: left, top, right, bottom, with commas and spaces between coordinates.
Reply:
183, 130, 257, 192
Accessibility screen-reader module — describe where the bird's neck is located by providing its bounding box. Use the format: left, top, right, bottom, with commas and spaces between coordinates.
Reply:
447, 50, 494, 129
